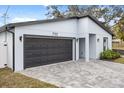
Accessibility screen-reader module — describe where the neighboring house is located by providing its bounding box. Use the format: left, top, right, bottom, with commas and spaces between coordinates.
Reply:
0, 15, 113, 71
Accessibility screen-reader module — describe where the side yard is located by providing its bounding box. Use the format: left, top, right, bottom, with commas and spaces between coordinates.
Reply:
111, 57, 124, 64
112, 49, 124, 64
0, 68, 57, 88
100, 49, 124, 64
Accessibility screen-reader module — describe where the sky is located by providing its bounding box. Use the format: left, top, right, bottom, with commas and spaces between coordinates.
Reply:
0, 5, 119, 26
0, 5, 68, 26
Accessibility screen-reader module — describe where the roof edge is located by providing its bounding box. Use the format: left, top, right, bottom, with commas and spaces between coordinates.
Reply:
0, 15, 113, 35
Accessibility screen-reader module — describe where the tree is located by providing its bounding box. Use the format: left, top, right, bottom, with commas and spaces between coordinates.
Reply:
46, 5, 124, 28
45, 5, 64, 19
113, 17, 124, 41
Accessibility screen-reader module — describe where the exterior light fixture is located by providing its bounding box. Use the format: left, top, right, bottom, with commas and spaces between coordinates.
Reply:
97, 38, 99, 42
4, 42, 7, 46
19, 36, 22, 41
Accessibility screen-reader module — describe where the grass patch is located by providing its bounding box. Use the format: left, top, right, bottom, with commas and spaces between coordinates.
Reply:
0, 68, 57, 88
104, 57, 124, 64
111, 57, 124, 64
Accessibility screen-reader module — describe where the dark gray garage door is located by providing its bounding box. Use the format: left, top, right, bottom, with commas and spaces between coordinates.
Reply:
24, 37, 72, 68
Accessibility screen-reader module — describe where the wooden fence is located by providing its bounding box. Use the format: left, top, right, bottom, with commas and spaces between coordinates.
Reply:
112, 41, 124, 50
113, 49, 124, 55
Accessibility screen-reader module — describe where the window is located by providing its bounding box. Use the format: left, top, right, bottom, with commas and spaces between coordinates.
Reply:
103, 37, 108, 51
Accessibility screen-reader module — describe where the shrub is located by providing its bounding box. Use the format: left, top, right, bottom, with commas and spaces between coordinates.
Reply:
100, 49, 120, 59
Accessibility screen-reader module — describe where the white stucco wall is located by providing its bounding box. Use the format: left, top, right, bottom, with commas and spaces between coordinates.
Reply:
14, 19, 78, 71
0, 32, 13, 69
78, 18, 89, 38
87, 18, 112, 59
12, 17, 112, 71
0, 32, 5, 42
79, 38, 85, 58
78, 17, 112, 59
0, 32, 7, 68
7, 32, 13, 69
89, 34, 96, 59
72, 39, 76, 61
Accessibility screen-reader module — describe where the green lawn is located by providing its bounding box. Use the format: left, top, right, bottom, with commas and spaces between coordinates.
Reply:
0, 68, 57, 88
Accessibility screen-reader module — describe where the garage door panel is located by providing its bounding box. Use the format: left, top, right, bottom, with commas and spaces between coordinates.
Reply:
24, 37, 72, 68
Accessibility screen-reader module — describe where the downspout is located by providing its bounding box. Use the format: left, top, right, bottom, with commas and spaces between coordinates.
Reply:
12, 32, 15, 71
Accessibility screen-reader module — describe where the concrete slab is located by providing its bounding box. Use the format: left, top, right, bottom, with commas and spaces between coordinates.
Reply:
20, 59, 124, 88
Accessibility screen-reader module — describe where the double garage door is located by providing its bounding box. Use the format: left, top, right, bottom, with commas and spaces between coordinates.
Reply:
24, 36, 72, 68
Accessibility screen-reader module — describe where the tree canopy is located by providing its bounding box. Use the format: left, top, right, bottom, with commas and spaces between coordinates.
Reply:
46, 5, 124, 28
112, 17, 124, 41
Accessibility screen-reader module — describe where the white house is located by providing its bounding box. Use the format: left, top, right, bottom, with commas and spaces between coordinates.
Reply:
0, 15, 113, 71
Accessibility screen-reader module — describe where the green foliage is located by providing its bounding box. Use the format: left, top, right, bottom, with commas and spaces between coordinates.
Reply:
45, 5, 64, 18
46, 5, 124, 27
100, 50, 120, 59
113, 17, 124, 41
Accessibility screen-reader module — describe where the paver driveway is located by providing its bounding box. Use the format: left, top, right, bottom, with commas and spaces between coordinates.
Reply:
20, 59, 124, 88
